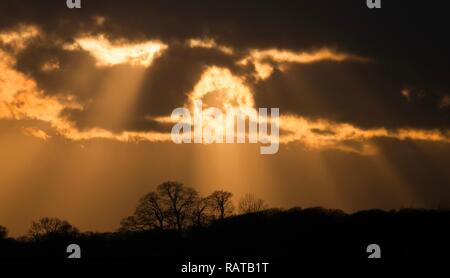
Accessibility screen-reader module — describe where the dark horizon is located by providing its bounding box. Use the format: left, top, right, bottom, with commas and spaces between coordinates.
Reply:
2, 185, 450, 261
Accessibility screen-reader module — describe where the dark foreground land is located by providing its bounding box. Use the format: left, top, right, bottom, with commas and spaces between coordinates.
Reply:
1, 207, 450, 260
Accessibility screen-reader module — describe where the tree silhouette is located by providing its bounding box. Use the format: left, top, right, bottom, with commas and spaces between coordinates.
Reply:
209, 190, 234, 220
0, 225, 7, 239
120, 182, 199, 232
191, 196, 213, 227
119, 216, 146, 233
238, 193, 268, 214
4, 190, 450, 259
28, 217, 78, 240
121, 192, 166, 232
158, 181, 198, 231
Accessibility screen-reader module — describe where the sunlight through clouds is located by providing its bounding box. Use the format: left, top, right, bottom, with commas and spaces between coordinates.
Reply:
0, 27, 170, 143
187, 66, 255, 110
65, 35, 168, 67
150, 65, 450, 155
0, 47, 171, 143
279, 115, 450, 155
1, 26, 450, 155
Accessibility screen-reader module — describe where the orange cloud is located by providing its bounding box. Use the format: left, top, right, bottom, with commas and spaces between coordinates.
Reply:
240, 48, 369, 80
0, 25, 40, 52
188, 38, 234, 55
155, 66, 450, 155
187, 66, 255, 110
0, 28, 170, 144
65, 35, 168, 67
279, 115, 450, 155
41, 59, 60, 72
401, 89, 411, 102
247, 48, 368, 64
22, 127, 51, 141
1, 27, 449, 155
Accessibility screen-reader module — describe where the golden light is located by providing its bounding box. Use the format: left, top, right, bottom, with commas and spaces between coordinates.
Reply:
239, 47, 369, 80
187, 66, 255, 111
248, 48, 369, 64
0, 43, 169, 144
22, 127, 51, 141
67, 35, 168, 67
0, 25, 40, 51
1, 27, 449, 153
188, 38, 234, 55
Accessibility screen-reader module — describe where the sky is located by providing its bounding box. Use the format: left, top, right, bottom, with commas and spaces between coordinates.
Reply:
0, 0, 449, 236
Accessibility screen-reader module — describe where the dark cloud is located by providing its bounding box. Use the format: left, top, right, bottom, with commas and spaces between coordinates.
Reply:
1, 0, 448, 132
1, 0, 448, 57
15, 42, 102, 99
14, 41, 242, 132
254, 61, 450, 129
133, 44, 242, 118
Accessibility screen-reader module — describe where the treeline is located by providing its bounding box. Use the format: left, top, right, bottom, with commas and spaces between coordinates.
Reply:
3, 185, 450, 258
0, 181, 268, 240
119, 181, 268, 233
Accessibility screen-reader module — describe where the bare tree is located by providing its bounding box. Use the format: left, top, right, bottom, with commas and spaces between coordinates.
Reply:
0, 225, 7, 239
119, 216, 140, 232
138, 192, 165, 229
157, 181, 198, 232
209, 190, 234, 220
191, 196, 213, 227
28, 217, 78, 240
119, 192, 166, 232
238, 193, 268, 214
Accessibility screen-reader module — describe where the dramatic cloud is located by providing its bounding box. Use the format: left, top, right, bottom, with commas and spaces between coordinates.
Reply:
279, 115, 450, 155
0, 26, 170, 143
0, 24, 39, 51
65, 35, 168, 67
0, 1, 449, 151
253, 61, 450, 130
187, 66, 254, 110
240, 48, 369, 80
188, 38, 234, 55
1, 24, 449, 155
